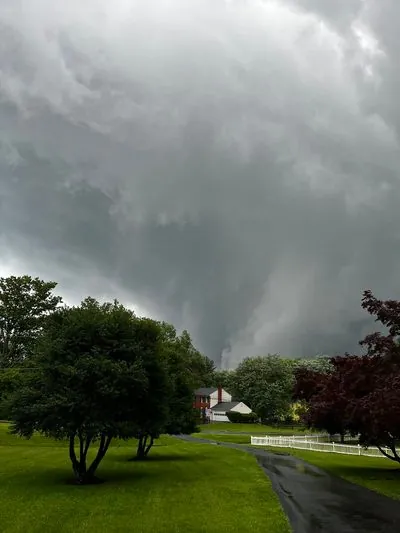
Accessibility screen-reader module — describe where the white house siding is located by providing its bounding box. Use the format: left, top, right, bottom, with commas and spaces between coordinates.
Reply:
231, 402, 252, 414
209, 389, 232, 408
210, 401, 252, 422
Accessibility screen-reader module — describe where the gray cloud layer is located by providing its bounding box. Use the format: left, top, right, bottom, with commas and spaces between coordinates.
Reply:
1, 0, 400, 367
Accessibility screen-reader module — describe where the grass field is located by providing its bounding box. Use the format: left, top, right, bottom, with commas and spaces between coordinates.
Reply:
195, 434, 251, 445
0, 424, 290, 533
192, 429, 400, 501
199, 423, 307, 435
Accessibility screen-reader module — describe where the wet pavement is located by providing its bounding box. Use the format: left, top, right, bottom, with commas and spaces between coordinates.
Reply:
178, 435, 400, 533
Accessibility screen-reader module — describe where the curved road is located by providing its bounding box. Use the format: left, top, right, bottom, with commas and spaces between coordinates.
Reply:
178, 435, 400, 533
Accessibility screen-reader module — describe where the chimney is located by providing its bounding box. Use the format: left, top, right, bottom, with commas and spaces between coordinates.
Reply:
217, 386, 222, 404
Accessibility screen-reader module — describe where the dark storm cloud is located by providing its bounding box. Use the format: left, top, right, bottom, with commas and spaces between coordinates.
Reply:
1, 0, 400, 367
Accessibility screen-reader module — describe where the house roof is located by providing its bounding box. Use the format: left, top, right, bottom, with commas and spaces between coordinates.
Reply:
211, 401, 240, 412
194, 387, 218, 396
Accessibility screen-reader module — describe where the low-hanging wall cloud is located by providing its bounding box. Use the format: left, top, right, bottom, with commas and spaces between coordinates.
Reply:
1, 0, 400, 367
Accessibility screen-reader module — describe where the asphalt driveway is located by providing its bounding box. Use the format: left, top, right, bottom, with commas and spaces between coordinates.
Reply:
178, 435, 400, 533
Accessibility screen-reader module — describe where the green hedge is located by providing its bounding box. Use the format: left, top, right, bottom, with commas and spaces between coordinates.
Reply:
226, 411, 259, 423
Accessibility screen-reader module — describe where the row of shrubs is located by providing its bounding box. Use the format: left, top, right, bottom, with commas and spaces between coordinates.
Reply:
226, 412, 259, 423
226, 411, 305, 427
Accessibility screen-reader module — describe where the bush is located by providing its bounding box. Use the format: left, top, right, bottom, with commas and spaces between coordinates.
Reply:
227, 411, 259, 424
262, 419, 304, 429
0, 401, 10, 421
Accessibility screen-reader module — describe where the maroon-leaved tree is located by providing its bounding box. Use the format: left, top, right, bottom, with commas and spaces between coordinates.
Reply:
294, 290, 400, 461
360, 290, 400, 362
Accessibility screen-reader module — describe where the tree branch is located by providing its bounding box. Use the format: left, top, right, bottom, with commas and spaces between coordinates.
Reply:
98, 434, 106, 454
87, 433, 112, 478
377, 444, 400, 462
69, 433, 80, 473
144, 436, 154, 456
103, 435, 112, 456
78, 431, 84, 463
387, 438, 400, 462
83, 435, 93, 462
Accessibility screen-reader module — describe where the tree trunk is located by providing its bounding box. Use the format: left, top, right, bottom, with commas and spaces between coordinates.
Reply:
377, 438, 400, 464
69, 432, 111, 484
144, 436, 154, 457
136, 434, 154, 460
136, 435, 147, 460
86, 434, 112, 480
69, 433, 87, 484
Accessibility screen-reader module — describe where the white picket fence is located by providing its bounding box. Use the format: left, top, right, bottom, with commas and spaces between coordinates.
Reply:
250, 435, 391, 459
274, 433, 333, 443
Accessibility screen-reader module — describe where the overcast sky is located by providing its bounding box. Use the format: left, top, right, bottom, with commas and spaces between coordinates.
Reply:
1, 0, 400, 367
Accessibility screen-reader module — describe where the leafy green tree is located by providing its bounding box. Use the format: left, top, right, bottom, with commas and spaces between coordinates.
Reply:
132, 323, 200, 459
293, 355, 333, 374
162, 328, 199, 435
0, 367, 23, 420
132, 320, 170, 460
9, 298, 153, 484
233, 355, 295, 422
0, 275, 62, 367
211, 369, 236, 392
179, 330, 215, 387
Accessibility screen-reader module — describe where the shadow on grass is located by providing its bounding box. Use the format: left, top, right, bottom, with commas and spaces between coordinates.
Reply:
65, 469, 156, 486
132, 453, 198, 462
116, 452, 203, 463
6, 463, 159, 489
333, 465, 400, 480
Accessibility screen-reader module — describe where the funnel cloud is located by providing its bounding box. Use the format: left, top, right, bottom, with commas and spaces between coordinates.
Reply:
1, 1, 400, 367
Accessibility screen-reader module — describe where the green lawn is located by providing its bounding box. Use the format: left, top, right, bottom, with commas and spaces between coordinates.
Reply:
0, 424, 290, 533
199, 423, 307, 435
191, 428, 400, 500
194, 433, 251, 445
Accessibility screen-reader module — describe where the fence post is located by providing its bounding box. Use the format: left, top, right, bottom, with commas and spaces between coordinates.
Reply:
332, 442, 335, 453
358, 444, 361, 456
